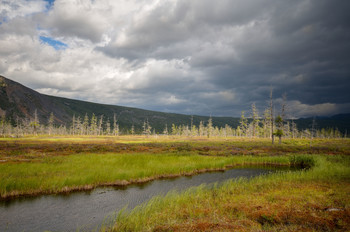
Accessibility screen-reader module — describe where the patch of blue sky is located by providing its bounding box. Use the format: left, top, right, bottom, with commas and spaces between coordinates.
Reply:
1, 17, 9, 24
43, 0, 55, 10
39, 36, 68, 50
43, 0, 55, 6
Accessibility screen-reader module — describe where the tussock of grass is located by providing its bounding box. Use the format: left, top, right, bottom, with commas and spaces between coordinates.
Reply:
110, 155, 350, 231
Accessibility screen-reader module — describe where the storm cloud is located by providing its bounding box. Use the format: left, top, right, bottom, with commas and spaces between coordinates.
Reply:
0, 0, 349, 118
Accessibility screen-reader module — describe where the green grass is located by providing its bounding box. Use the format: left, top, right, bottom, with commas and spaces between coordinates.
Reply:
0, 152, 295, 198
109, 155, 350, 231
1, 136, 349, 231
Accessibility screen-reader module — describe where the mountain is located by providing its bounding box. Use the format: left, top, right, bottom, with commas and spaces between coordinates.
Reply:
1, 75, 349, 134
0, 76, 239, 132
294, 114, 350, 135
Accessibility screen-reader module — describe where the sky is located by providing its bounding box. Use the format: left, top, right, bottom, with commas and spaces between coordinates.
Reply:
0, 0, 349, 118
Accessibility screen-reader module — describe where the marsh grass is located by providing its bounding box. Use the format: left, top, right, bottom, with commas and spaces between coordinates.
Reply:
1, 136, 349, 231
111, 155, 350, 231
1, 136, 348, 199
0, 152, 295, 199
1, 136, 348, 164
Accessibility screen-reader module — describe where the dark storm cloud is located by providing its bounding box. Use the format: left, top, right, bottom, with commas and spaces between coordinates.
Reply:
186, 0, 350, 116
99, 0, 271, 60
1, 0, 350, 118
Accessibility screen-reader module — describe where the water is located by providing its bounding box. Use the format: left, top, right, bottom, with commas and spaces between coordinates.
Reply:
0, 167, 284, 232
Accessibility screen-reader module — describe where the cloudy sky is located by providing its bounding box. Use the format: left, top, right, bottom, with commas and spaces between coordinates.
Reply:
1, 0, 349, 118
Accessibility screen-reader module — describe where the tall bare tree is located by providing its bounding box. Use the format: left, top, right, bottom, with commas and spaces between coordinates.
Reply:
143, 119, 151, 136
310, 117, 316, 147
239, 111, 248, 137
90, 113, 97, 135
131, 124, 135, 135
275, 93, 287, 145
71, 114, 76, 135
269, 88, 275, 144
83, 113, 89, 135
105, 118, 111, 135
48, 112, 54, 135
30, 109, 40, 135
98, 115, 104, 136
263, 109, 271, 138
163, 124, 168, 136
113, 113, 118, 136
250, 103, 259, 137
207, 117, 213, 138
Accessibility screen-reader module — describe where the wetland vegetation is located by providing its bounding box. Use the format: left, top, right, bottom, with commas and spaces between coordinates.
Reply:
0, 136, 349, 231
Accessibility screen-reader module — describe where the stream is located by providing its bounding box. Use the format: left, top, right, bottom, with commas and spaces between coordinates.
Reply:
0, 167, 287, 232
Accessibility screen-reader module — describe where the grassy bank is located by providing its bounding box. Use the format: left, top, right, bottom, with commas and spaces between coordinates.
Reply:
0, 136, 349, 199
0, 152, 293, 199
0, 136, 349, 231
110, 155, 350, 231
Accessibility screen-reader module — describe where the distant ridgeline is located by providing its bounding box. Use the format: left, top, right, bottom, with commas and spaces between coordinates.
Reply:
0, 75, 349, 138
0, 109, 348, 138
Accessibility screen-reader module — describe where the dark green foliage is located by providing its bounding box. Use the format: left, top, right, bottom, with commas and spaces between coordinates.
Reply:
289, 155, 315, 169
294, 114, 350, 135
273, 129, 283, 137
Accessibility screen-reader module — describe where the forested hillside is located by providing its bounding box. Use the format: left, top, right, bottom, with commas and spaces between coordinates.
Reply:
0, 76, 349, 136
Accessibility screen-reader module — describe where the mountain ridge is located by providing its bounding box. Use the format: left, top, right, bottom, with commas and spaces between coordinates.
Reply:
1, 75, 349, 133
0, 75, 239, 132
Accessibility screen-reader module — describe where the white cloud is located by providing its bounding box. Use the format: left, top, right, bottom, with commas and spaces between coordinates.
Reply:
0, 0, 349, 117
159, 95, 186, 105
0, 0, 46, 21
287, 101, 350, 118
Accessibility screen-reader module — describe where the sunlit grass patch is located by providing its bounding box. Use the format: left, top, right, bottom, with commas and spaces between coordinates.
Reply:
1, 136, 349, 230
0, 152, 295, 198
0, 136, 349, 199
111, 155, 350, 231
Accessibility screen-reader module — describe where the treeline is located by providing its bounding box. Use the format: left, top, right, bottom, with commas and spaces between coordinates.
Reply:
0, 109, 344, 139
